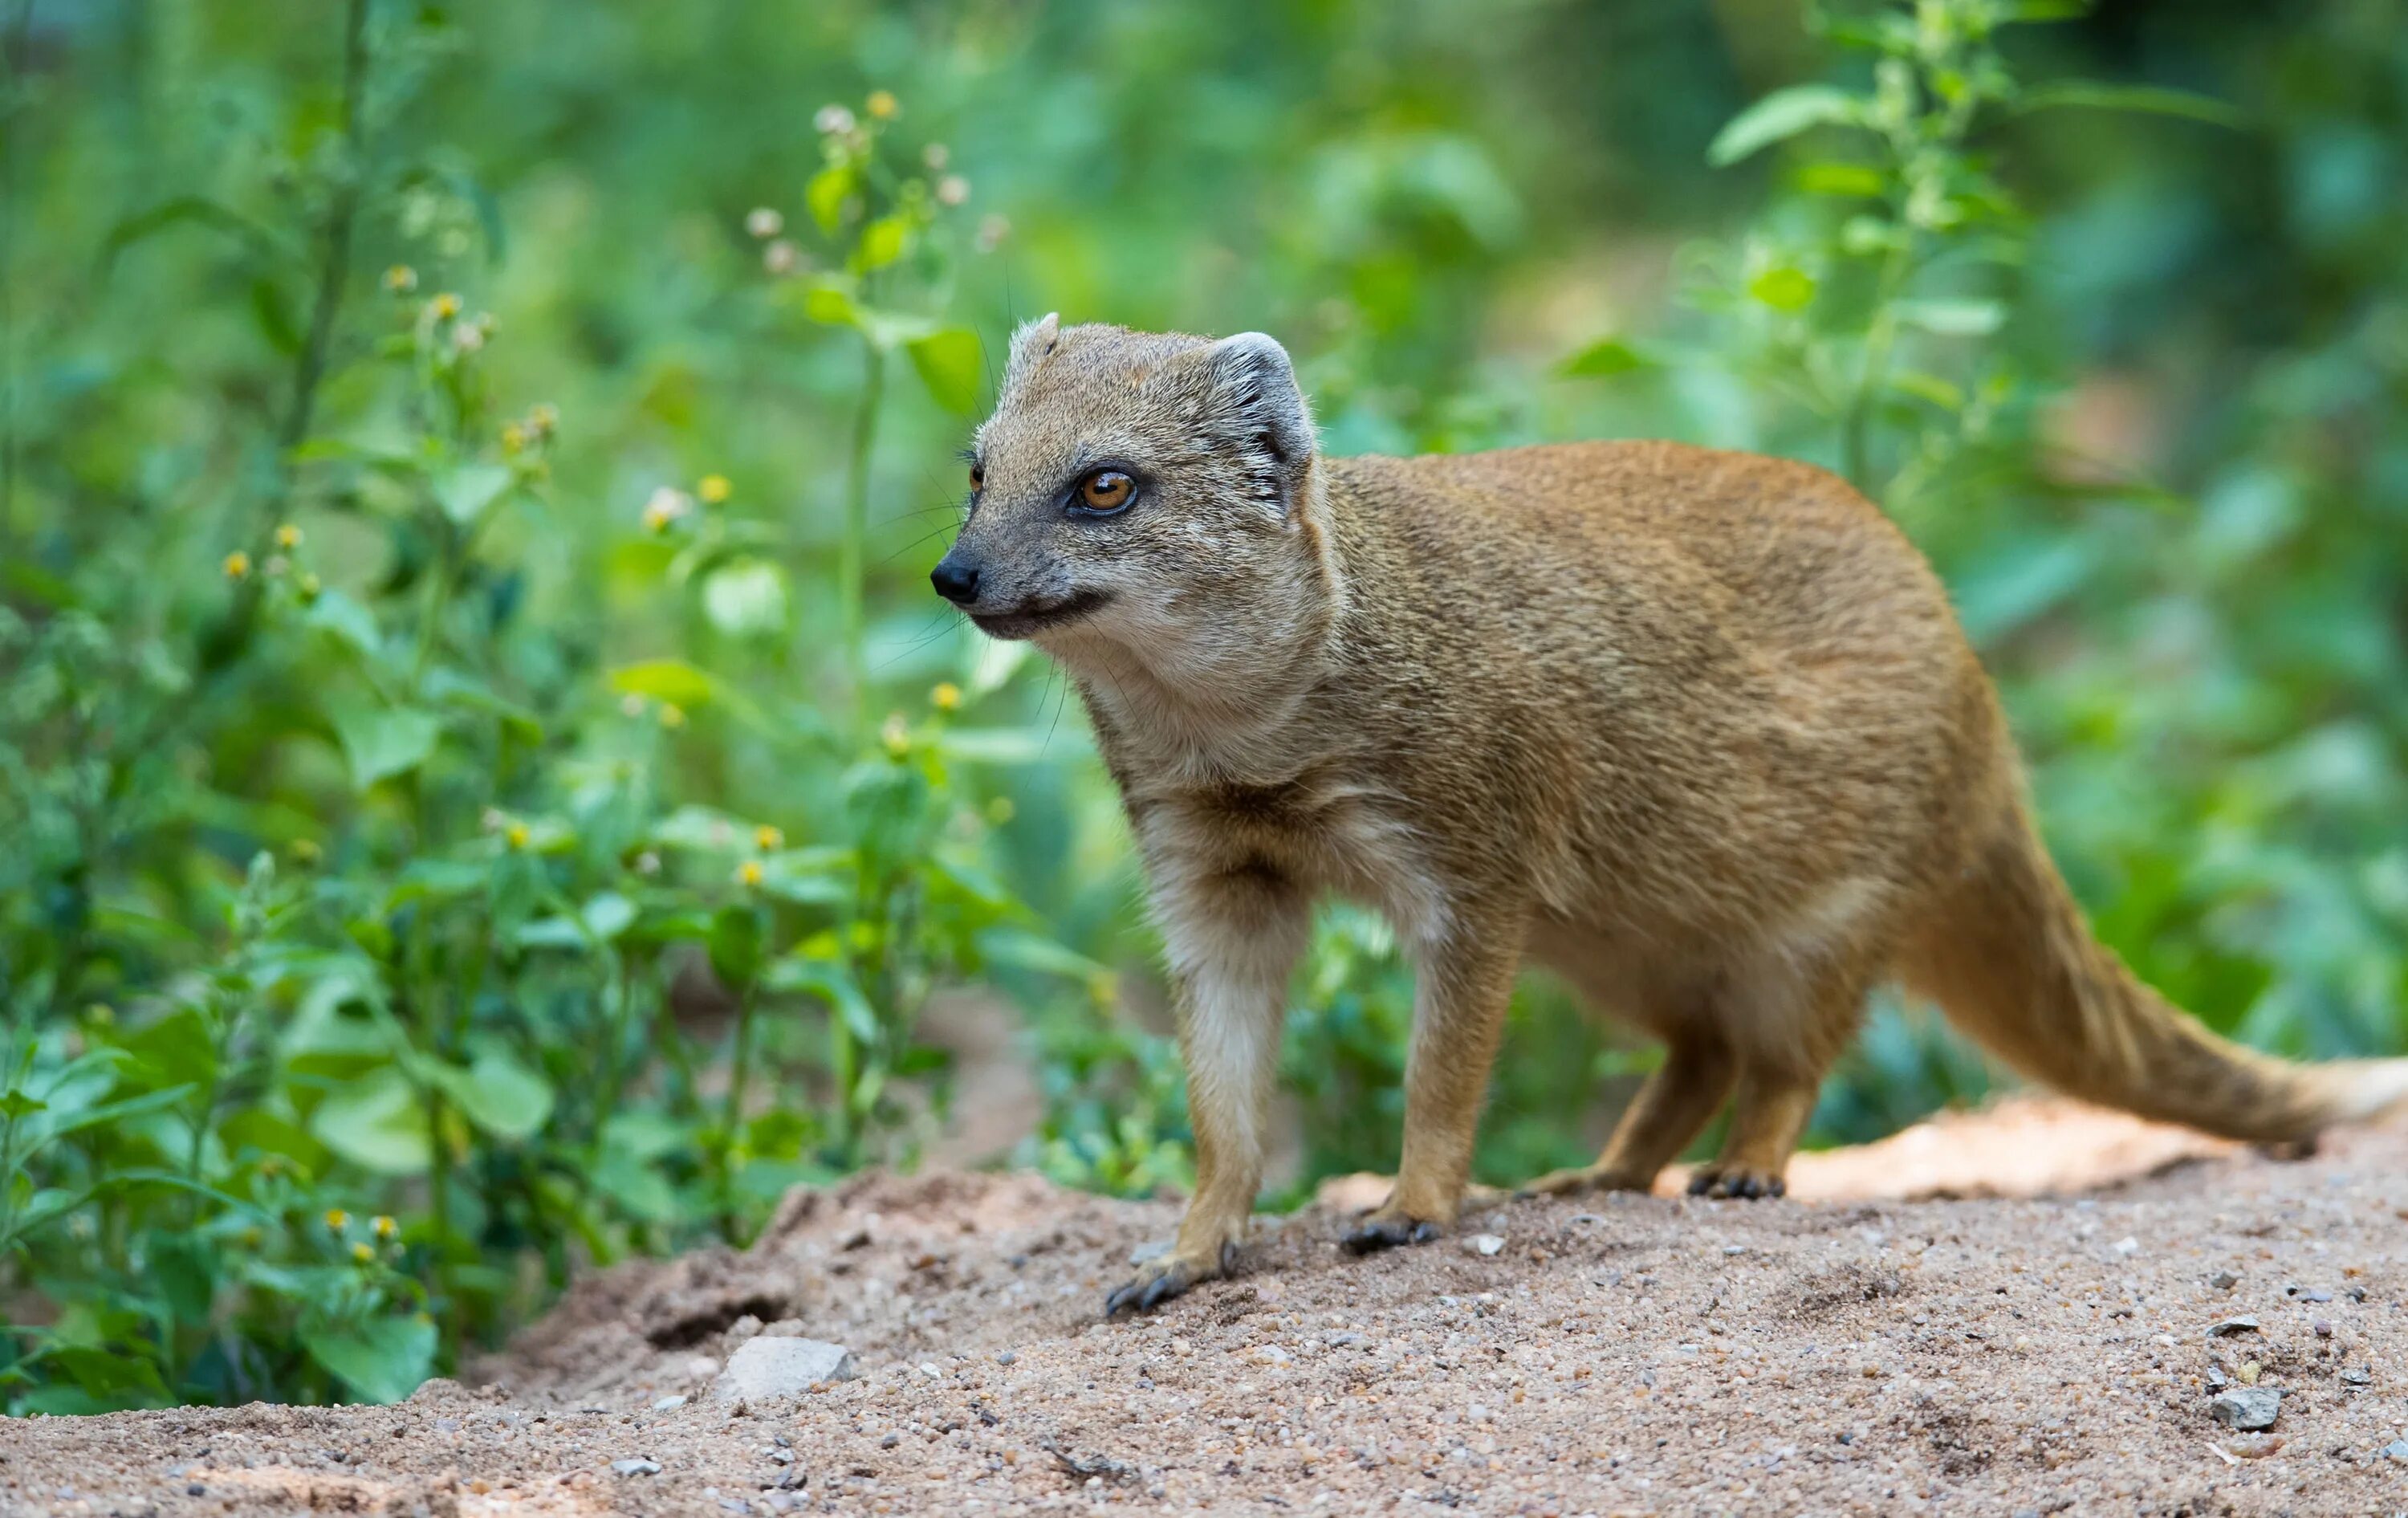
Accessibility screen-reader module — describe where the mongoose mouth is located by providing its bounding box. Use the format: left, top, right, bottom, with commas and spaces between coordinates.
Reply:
967, 589, 1112, 640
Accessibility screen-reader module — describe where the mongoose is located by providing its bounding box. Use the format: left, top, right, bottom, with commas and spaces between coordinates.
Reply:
929, 316, 2408, 1315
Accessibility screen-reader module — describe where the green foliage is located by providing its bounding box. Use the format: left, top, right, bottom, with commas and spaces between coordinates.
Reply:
5, 0, 2404, 1412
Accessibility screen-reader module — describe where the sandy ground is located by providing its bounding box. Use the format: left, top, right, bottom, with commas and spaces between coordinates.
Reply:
8, 1097, 2408, 1518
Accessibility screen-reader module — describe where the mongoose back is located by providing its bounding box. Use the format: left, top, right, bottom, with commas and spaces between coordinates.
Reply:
929, 316, 2408, 1314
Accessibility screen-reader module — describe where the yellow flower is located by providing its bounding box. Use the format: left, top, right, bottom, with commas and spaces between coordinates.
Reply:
505, 821, 531, 851
383, 264, 417, 293
736, 859, 764, 888
289, 837, 323, 867
529, 402, 559, 436
866, 89, 898, 120
755, 824, 784, 851
502, 422, 528, 454
373, 1215, 397, 1240
431, 292, 462, 319
275, 523, 303, 549
222, 551, 250, 580
929, 682, 962, 713
698, 473, 732, 504
323, 1209, 349, 1232
352, 1241, 375, 1264
658, 702, 687, 730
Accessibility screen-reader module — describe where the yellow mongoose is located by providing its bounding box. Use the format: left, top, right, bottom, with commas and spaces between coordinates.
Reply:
930, 316, 2408, 1315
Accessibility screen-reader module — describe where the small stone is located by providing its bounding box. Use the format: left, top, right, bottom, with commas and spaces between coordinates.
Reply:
2208, 1386, 2281, 1431
2299, 1288, 2333, 1303
2206, 1316, 2260, 1338
2314, 1321, 2333, 1338
2209, 1270, 2240, 1290
2111, 1236, 2138, 1257
917, 1362, 941, 1378
996, 1350, 1017, 1365
611, 1459, 663, 1477
2340, 1364, 2372, 1387
879, 1433, 900, 1449
186, 1485, 206, 1498
1470, 1234, 1505, 1256
713, 1337, 858, 1402
653, 1394, 688, 1410
2382, 1439, 2408, 1463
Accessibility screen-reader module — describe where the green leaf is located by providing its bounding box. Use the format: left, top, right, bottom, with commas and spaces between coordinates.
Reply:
975, 926, 1108, 980
435, 462, 515, 526
1747, 265, 1819, 313
329, 704, 443, 792
2016, 80, 2243, 128
306, 588, 384, 661
805, 164, 856, 234
1558, 337, 1650, 378
906, 327, 985, 413
709, 904, 763, 988
1707, 84, 1861, 166
608, 657, 716, 708
700, 557, 789, 637
307, 1068, 432, 1175
763, 956, 878, 1043
856, 214, 909, 271
800, 282, 860, 329
434, 1050, 554, 1142
303, 1315, 436, 1406
1795, 161, 1889, 198
1891, 296, 2006, 336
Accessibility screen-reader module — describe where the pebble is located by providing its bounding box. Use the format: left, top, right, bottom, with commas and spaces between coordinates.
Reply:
996, 1350, 1017, 1365
2340, 1365, 2372, 1387
2205, 1316, 2260, 1338
2208, 1386, 2281, 1431
713, 1337, 859, 1402
1470, 1235, 1505, 1256
652, 1394, 688, 1410
2383, 1439, 2408, 1463
2209, 1269, 2240, 1290
611, 1459, 663, 1477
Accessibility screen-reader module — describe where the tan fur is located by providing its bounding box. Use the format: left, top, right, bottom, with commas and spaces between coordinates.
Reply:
933, 320, 2408, 1314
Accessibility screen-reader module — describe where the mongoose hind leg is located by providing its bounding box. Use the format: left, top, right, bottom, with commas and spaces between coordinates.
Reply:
1686, 1065, 1820, 1199
1518, 1029, 1735, 1199
1343, 922, 1523, 1256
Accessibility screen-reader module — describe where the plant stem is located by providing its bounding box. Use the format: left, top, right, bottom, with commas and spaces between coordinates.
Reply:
837, 340, 885, 726
281, 0, 371, 458
717, 977, 759, 1241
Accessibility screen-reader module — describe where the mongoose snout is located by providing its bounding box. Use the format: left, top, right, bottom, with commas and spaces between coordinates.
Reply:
942, 313, 2408, 1318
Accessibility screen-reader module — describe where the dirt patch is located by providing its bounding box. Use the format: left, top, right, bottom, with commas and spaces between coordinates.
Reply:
9, 1099, 2408, 1516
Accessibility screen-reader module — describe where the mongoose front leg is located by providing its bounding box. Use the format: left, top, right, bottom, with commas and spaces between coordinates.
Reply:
1344, 919, 1523, 1254
1104, 869, 1308, 1316
1519, 1029, 1735, 1198
1686, 1065, 1820, 1200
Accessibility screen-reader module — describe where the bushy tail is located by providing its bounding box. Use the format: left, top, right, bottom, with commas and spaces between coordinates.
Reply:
1898, 808, 2408, 1142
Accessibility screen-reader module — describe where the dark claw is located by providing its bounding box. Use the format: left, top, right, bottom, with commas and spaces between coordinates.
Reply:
1341, 1217, 1443, 1255
1104, 1259, 1194, 1317
1687, 1170, 1786, 1200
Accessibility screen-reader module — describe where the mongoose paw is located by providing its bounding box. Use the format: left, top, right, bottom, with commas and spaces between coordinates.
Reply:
1686, 1166, 1787, 1201
1102, 1241, 1234, 1317
1340, 1211, 1446, 1255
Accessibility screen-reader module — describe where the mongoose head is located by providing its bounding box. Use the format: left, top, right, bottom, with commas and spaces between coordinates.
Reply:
932, 317, 1326, 681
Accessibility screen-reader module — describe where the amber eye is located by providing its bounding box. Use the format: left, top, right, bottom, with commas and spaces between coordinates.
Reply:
1076, 469, 1135, 513
967, 462, 984, 492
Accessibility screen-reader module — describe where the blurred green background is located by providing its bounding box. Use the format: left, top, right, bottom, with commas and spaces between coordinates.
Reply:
3, 0, 2403, 1410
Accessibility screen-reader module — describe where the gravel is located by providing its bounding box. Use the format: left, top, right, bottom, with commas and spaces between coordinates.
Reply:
5, 1098, 2404, 1516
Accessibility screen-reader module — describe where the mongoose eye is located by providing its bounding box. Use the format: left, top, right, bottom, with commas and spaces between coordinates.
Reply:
1075, 469, 1135, 514
967, 462, 984, 492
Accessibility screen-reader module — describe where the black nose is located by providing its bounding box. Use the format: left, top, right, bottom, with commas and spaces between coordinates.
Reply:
930, 558, 980, 605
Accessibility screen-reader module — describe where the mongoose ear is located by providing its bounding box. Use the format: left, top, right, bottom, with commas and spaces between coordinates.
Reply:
1198, 331, 1316, 510
1000, 311, 1062, 394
